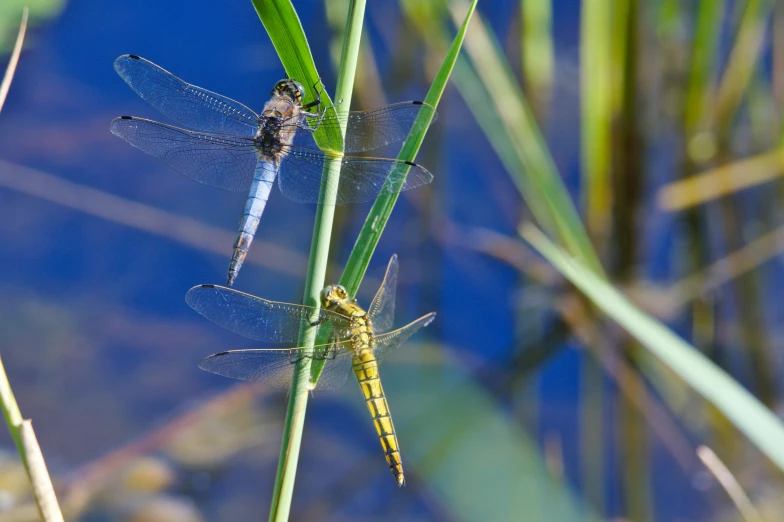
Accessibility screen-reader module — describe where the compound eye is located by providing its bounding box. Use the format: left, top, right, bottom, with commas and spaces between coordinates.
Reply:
294, 81, 306, 101
321, 285, 336, 302
271, 79, 288, 96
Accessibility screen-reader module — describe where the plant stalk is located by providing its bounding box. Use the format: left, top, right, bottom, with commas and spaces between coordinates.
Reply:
267, 2, 366, 521
0, 7, 28, 114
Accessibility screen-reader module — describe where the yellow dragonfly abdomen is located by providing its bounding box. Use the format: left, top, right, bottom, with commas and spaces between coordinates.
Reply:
352, 349, 404, 487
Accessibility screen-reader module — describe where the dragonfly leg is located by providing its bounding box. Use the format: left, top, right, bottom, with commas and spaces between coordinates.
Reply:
300, 79, 324, 110
297, 105, 326, 130
303, 98, 345, 133
309, 339, 334, 361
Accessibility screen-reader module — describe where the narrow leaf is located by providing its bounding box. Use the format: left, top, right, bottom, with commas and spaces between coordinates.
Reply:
251, 0, 341, 151
0, 7, 28, 114
339, 0, 478, 295
521, 223, 784, 473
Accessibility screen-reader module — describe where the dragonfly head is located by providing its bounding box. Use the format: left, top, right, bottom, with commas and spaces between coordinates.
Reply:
321, 284, 350, 309
271, 79, 306, 104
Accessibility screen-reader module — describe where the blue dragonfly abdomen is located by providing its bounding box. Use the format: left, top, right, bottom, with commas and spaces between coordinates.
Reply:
228, 161, 277, 286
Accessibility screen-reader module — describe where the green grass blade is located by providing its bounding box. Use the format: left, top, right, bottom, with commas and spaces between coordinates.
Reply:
580, 0, 612, 242
447, 4, 604, 275
0, 357, 25, 466
685, 0, 725, 137
0, 7, 27, 115
401, 2, 602, 276
715, 0, 774, 137
337, 0, 478, 296
251, 0, 343, 151
452, 56, 560, 232
253, 1, 365, 520
521, 223, 784, 473
521, 0, 554, 116
0, 359, 64, 521
0, 10, 28, 466
579, 2, 613, 514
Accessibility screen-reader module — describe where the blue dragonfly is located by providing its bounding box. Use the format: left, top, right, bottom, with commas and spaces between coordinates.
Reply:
110, 55, 435, 285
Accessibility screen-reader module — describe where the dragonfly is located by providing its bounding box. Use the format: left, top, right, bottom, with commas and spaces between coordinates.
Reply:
185, 255, 435, 487
110, 55, 436, 286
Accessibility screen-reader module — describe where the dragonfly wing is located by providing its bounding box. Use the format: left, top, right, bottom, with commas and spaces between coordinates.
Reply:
373, 312, 436, 362
185, 284, 351, 343
111, 117, 257, 192
342, 101, 437, 153
290, 102, 437, 153
277, 146, 433, 205
199, 344, 353, 391
367, 255, 398, 332
114, 54, 258, 137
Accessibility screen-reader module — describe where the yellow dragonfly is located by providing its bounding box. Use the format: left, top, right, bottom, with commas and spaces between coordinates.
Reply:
185, 255, 435, 486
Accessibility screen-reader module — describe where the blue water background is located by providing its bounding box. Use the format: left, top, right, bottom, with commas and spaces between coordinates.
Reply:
0, 0, 764, 520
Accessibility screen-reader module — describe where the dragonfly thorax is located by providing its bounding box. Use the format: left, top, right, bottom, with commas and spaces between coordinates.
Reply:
253, 103, 302, 162
253, 116, 287, 156
321, 284, 373, 349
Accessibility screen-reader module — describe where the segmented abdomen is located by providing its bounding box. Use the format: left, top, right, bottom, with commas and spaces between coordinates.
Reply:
352, 349, 405, 487
227, 160, 277, 286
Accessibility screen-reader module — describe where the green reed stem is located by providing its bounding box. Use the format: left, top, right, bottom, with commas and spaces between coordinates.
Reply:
580, 0, 612, 246
266, 2, 366, 521
0, 358, 63, 521
0, 7, 27, 115
0, 358, 25, 466
521, 0, 554, 119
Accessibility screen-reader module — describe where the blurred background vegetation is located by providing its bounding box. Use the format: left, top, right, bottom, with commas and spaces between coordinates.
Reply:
2, 0, 784, 520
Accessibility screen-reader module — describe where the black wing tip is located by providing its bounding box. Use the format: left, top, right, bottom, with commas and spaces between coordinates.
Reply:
184, 284, 218, 307
109, 117, 132, 134
198, 353, 229, 371
185, 283, 216, 294
114, 55, 141, 68
412, 100, 437, 111
199, 351, 230, 362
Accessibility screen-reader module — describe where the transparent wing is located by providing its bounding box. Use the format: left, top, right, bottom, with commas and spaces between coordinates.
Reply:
114, 54, 258, 137
277, 146, 433, 205
289, 101, 437, 153
367, 255, 398, 332
110, 116, 258, 192
199, 343, 354, 390
373, 312, 436, 361
185, 284, 352, 343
